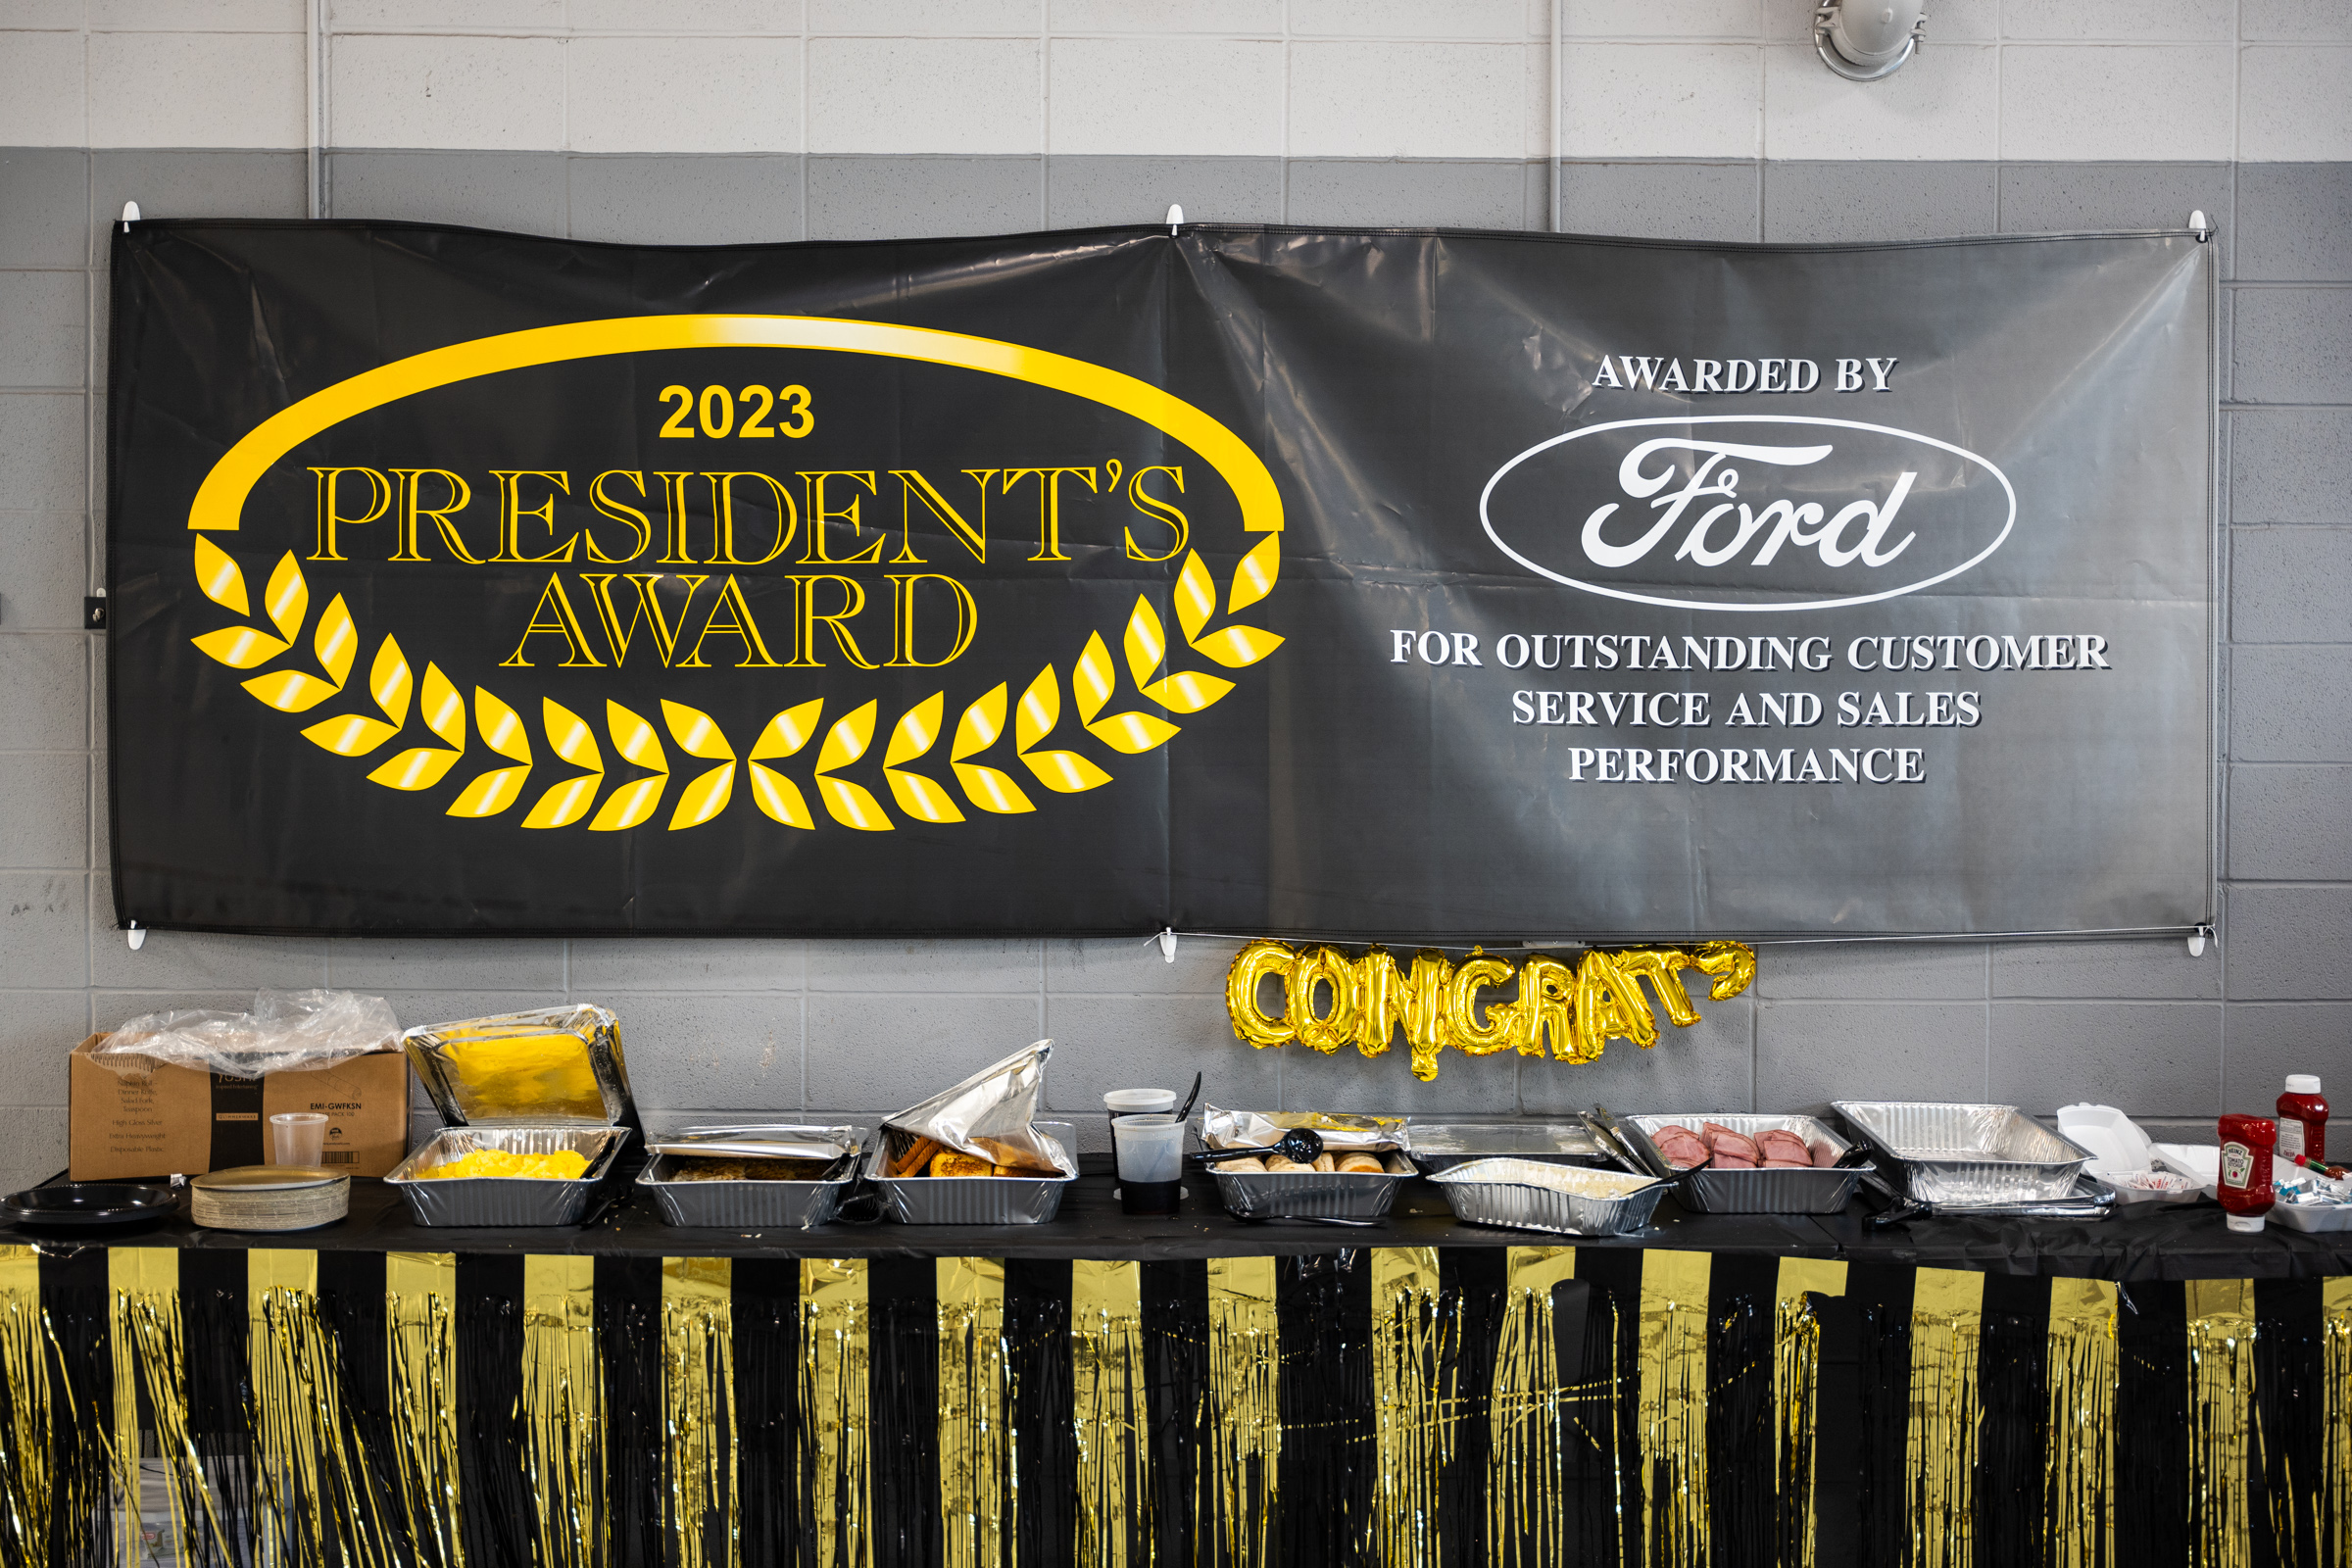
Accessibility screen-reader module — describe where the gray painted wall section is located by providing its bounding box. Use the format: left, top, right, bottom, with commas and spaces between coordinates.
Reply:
3, 149, 2347, 1186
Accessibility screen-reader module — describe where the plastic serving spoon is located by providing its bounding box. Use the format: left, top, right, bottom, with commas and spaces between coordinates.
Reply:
1175, 1071, 1204, 1126
1190, 1128, 1325, 1167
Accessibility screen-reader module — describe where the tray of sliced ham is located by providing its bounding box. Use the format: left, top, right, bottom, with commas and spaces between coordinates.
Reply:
1629, 1114, 1868, 1214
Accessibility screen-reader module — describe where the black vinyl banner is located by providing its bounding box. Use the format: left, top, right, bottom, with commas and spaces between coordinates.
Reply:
107, 221, 2214, 938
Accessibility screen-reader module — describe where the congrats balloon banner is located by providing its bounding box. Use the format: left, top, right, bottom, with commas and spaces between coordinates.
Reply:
1225, 939, 1756, 1079
107, 222, 2212, 936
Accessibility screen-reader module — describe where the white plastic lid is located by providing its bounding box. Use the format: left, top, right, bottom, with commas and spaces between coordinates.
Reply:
2224, 1211, 2267, 1233
1103, 1088, 1176, 1111
2286, 1074, 2323, 1095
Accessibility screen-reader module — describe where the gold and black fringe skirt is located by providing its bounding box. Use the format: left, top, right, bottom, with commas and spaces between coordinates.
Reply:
1, 1242, 2344, 1567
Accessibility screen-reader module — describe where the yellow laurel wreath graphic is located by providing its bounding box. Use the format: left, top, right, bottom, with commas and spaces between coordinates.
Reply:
188, 535, 1283, 832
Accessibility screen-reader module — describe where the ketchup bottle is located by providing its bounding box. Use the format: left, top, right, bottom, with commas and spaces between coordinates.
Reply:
2217, 1114, 2276, 1233
2277, 1075, 2328, 1164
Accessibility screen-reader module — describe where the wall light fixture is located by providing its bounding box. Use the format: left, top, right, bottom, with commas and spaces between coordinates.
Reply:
1815, 0, 1926, 81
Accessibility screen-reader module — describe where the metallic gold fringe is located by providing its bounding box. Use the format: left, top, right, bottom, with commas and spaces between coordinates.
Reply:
250, 1248, 398, 1567
1773, 1257, 1846, 1568
110, 1247, 236, 1566
2185, 1278, 2257, 1568
1370, 1247, 1450, 1568
523, 1253, 606, 1568
0, 1247, 53, 1557
2323, 1277, 2352, 1568
385, 1251, 465, 1566
1904, 1268, 1984, 1568
801, 1257, 872, 1568
662, 1257, 735, 1568
1203, 1254, 1280, 1568
1489, 1247, 1584, 1568
1637, 1250, 1711, 1568
937, 1256, 1010, 1568
1071, 1258, 1150, 1568
2043, 1278, 2117, 1568
50, 1241, 2352, 1568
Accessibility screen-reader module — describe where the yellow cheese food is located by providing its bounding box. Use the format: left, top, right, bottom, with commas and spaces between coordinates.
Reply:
419, 1149, 591, 1181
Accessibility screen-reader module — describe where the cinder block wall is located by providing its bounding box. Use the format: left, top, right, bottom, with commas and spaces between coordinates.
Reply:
2, 1, 2347, 1187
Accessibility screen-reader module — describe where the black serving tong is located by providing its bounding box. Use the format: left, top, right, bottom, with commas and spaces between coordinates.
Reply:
1859, 1168, 1930, 1228
1189, 1127, 1325, 1167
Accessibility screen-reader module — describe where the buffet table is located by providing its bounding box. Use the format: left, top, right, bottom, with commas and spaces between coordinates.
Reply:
5, 1165, 2348, 1568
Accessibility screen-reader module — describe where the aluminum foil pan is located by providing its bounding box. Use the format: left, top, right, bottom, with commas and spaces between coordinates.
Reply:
1862, 1168, 2117, 1221
404, 1004, 632, 1128
867, 1120, 1076, 1225
1211, 1152, 1415, 1221
1630, 1114, 1866, 1214
1430, 1158, 1669, 1237
636, 1152, 858, 1229
881, 1041, 1072, 1178
1405, 1122, 1609, 1173
1835, 1102, 2092, 1204
384, 1126, 628, 1227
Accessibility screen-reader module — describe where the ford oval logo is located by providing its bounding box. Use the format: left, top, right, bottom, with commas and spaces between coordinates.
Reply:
1479, 415, 2015, 612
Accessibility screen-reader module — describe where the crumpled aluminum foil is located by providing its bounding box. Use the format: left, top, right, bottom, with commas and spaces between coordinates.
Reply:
1200, 1105, 1410, 1153
881, 1040, 1074, 1175
403, 1004, 631, 1128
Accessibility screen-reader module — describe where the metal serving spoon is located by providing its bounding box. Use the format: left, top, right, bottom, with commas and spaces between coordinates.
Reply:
1189, 1127, 1325, 1167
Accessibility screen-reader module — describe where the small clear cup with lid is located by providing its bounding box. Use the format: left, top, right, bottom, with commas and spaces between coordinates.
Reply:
1103, 1088, 1175, 1152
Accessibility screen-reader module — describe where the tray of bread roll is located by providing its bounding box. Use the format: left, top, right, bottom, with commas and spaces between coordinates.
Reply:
866, 1119, 1079, 1225
1198, 1107, 1414, 1221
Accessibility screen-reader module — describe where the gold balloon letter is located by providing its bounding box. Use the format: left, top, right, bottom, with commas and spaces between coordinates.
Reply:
1611, 949, 1704, 1028
1225, 940, 1297, 1048
1288, 946, 1360, 1054
1693, 941, 1757, 1001
1446, 950, 1519, 1056
1574, 949, 1658, 1059
1511, 955, 1577, 1060
1351, 947, 1456, 1080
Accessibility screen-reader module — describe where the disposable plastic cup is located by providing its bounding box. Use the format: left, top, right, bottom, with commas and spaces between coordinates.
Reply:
1113, 1112, 1186, 1215
270, 1112, 327, 1167
1102, 1087, 1175, 1152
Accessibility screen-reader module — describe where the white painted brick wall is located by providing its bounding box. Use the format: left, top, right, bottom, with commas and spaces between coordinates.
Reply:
0, 3, 2342, 158
1049, 36, 1284, 156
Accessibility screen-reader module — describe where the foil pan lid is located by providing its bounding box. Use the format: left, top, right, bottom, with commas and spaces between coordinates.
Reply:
403, 1004, 631, 1128
646, 1125, 858, 1162
1407, 1121, 1601, 1156
1200, 1105, 1408, 1152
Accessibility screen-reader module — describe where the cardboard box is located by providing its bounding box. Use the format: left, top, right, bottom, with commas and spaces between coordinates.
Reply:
69, 1035, 411, 1181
